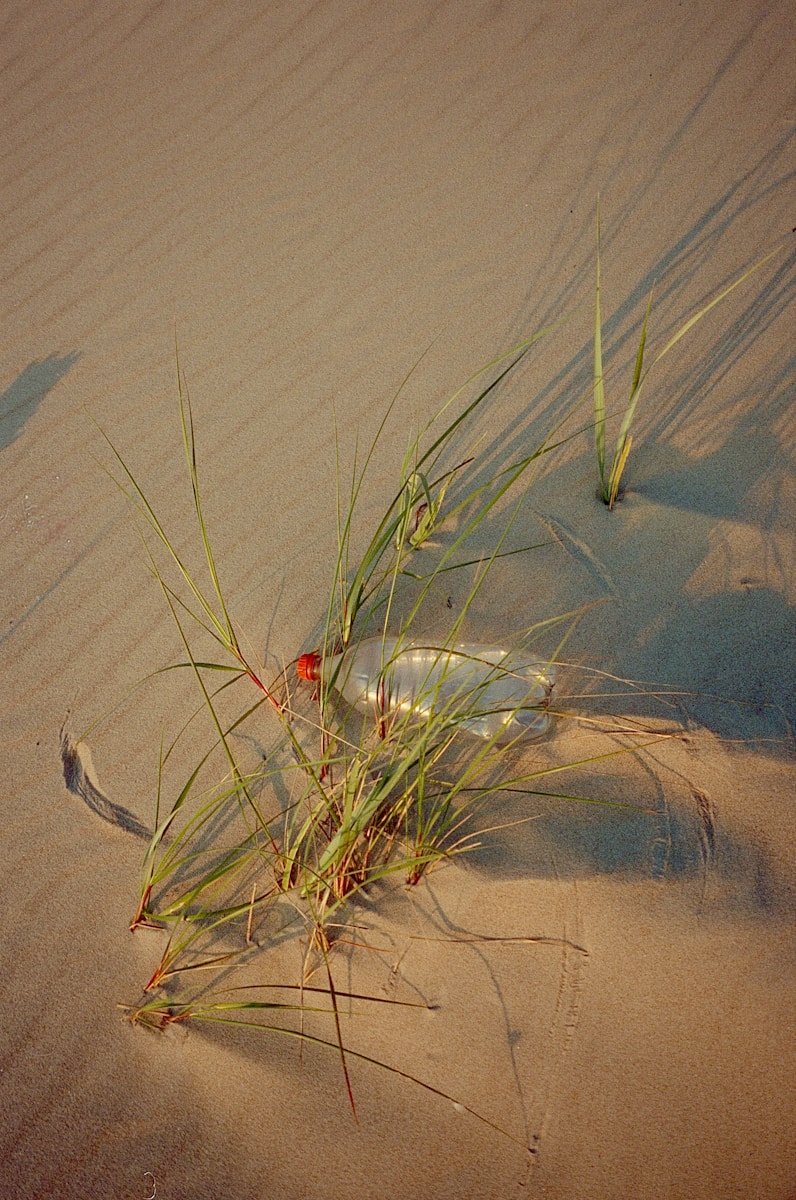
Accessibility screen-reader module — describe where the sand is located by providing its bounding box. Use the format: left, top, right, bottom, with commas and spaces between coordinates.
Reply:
1, 2, 794, 1197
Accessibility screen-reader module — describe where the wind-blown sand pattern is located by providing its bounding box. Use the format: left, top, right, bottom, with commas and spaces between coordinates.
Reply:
1, 3, 794, 1197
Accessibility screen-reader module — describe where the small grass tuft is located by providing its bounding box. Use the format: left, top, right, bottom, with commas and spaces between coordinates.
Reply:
593, 198, 785, 508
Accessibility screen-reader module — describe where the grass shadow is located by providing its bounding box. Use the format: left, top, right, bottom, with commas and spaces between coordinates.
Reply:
0, 352, 81, 451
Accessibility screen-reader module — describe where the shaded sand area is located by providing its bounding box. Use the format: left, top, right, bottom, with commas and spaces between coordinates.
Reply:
1, 2, 794, 1197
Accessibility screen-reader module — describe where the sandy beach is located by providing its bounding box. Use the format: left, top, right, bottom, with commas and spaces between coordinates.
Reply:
1, 2, 794, 1197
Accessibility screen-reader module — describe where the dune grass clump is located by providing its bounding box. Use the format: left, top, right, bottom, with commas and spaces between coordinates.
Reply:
87, 323, 666, 1138
98, 330, 582, 952
593, 201, 784, 508
89, 209, 785, 1129
75, 207, 793, 1141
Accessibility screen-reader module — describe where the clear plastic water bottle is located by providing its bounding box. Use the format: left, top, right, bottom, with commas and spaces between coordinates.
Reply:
296, 636, 555, 743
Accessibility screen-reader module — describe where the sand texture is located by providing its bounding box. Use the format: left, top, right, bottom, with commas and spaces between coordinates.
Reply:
1, 2, 794, 1197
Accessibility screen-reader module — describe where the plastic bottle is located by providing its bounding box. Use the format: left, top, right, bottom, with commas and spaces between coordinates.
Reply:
296, 636, 555, 743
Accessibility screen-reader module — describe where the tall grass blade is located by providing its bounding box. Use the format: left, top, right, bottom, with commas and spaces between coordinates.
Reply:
593, 197, 606, 492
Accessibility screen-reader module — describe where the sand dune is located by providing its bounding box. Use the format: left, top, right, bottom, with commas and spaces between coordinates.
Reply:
1, 2, 794, 1197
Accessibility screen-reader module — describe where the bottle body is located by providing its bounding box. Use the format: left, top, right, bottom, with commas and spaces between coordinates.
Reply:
298, 637, 555, 743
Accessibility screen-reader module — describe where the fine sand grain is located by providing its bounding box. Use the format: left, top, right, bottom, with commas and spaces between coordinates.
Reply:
1, 3, 794, 1198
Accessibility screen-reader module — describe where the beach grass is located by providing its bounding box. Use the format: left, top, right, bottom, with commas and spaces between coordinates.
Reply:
593, 201, 784, 508
90, 320, 671, 1138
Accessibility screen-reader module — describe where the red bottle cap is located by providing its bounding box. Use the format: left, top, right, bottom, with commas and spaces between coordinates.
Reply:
296, 652, 322, 681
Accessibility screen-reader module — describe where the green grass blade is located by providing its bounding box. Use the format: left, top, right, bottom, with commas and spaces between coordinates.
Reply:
607, 284, 653, 503
593, 198, 606, 493
175, 347, 238, 654
648, 245, 783, 372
